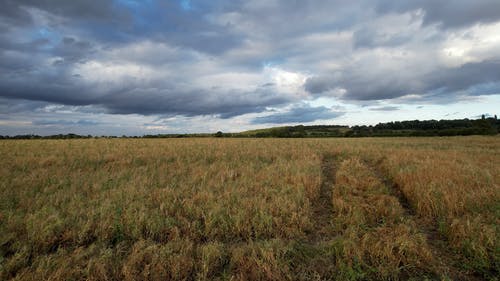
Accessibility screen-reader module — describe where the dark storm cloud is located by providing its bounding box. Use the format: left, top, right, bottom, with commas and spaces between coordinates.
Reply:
0, 1, 33, 27
100, 87, 290, 118
304, 77, 331, 95
305, 60, 500, 101
0, 0, 241, 52
305, 74, 413, 101
0, 0, 120, 25
0, 98, 50, 114
376, 0, 500, 29
426, 61, 500, 94
352, 28, 412, 49
252, 105, 345, 124
0, 68, 291, 117
32, 119, 100, 126
53, 37, 94, 63
369, 106, 400, 111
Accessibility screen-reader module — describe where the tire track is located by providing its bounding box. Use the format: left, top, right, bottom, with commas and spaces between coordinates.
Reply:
307, 153, 337, 242
364, 158, 482, 281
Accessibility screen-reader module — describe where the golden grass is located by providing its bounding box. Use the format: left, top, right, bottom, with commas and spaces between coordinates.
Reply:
0, 136, 498, 280
332, 157, 435, 279
374, 138, 500, 277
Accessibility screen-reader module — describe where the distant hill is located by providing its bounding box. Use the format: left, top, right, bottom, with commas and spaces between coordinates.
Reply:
234, 125, 350, 138
231, 117, 499, 138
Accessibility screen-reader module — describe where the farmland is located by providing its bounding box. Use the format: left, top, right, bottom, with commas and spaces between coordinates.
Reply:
0, 137, 499, 280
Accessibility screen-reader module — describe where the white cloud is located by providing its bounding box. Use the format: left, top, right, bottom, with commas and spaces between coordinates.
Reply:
440, 21, 500, 67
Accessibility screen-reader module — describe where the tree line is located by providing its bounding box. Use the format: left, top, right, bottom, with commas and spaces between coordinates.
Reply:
230, 116, 499, 138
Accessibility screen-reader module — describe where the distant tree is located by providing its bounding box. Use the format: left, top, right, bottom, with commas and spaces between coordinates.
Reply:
215, 131, 224, 137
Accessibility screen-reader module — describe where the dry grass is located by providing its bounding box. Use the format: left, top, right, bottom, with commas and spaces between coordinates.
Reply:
0, 136, 498, 280
374, 138, 500, 278
331, 157, 435, 280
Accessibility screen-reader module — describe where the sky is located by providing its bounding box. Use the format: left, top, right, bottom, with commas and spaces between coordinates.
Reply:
1, 0, 500, 136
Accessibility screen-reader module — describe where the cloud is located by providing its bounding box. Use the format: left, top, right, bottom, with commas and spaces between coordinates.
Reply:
375, 0, 500, 29
32, 119, 100, 126
0, 0, 123, 26
0, 0, 500, 133
353, 28, 410, 49
426, 61, 500, 94
369, 106, 400, 111
305, 60, 500, 102
0, 54, 298, 117
251, 104, 345, 124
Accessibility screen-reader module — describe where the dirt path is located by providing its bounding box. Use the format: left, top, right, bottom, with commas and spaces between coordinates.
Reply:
365, 158, 482, 281
307, 153, 337, 242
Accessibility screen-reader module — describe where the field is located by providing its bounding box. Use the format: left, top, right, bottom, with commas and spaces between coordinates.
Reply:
0, 137, 499, 280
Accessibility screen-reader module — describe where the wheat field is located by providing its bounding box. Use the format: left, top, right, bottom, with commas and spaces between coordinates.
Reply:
0, 137, 498, 280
